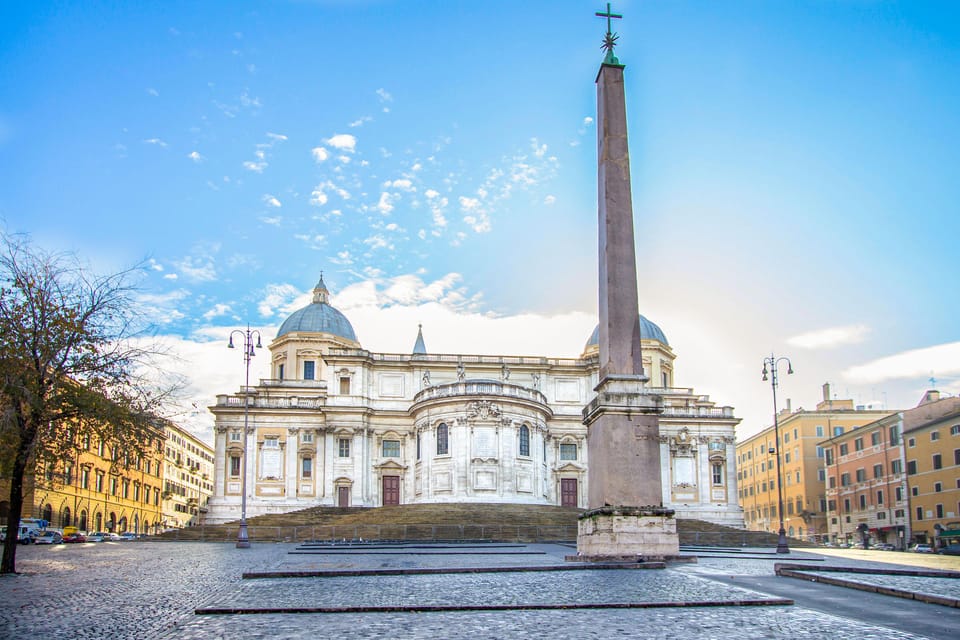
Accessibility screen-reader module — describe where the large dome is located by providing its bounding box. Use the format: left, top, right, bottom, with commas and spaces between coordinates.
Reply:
584, 315, 668, 350
276, 276, 358, 342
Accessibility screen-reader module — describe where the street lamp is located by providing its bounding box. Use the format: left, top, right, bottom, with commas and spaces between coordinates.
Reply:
762, 353, 793, 554
228, 325, 261, 549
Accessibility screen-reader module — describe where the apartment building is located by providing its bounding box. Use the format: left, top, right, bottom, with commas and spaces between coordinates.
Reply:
736, 383, 892, 542
160, 422, 215, 529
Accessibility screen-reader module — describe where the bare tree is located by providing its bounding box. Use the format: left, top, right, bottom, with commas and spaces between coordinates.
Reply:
0, 233, 176, 573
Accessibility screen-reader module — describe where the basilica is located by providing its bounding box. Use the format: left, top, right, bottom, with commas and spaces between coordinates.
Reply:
205, 276, 744, 527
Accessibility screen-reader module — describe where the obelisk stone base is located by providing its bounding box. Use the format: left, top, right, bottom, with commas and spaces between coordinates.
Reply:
576, 506, 682, 562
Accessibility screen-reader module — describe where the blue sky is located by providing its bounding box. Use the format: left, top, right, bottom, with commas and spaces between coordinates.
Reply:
2, 1, 959, 439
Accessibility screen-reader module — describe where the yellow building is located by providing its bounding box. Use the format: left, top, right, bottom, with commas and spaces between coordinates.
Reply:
901, 392, 960, 548
160, 422, 215, 529
1, 429, 166, 535
736, 384, 892, 542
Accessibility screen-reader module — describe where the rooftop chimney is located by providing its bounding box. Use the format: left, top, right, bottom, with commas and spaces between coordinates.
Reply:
822, 382, 831, 403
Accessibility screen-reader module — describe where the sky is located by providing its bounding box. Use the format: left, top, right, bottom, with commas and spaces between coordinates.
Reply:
2, 0, 959, 442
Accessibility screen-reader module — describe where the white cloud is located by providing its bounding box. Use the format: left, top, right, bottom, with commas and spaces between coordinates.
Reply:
146, 88, 159, 97
843, 341, 960, 384
544, 195, 556, 205
257, 283, 302, 317
531, 138, 547, 158
387, 178, 415, 192
147, 259, 164, 271
376, 192, 396, 214
202, 303, 232, 320
349, 116, 372, 128
309, 187, 328, 206
260, 215, 282, 226
143, 138, 168, 147
262, 194, 282, 208
311, 147, 329, 163
338, 155, 351, 164
266, 132, 288, 141
136, 289, 190, 325
326, 134, 357, 152
459, 196, 481, 212
583, 116, 593, 126
787, 324, 871, 349
425, 189, 440, 199
243, 161, 267, 173
376, 88, 393, 103
364, 234, 391, 250
163, 273, 178, 280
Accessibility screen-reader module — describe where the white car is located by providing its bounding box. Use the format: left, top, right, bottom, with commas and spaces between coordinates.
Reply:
85, 532, 105, 542
104, 532, 122, 541
33, 531, 63, 545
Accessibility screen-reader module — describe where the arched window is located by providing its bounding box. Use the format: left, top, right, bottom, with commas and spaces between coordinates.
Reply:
42, 503, 52, 523
94, 512, 102, 531
61, 507, 71, 528
519, 425, 530, 457
79, 510, 88, 532
118, 516, 127, 532
436, 423, 449, 456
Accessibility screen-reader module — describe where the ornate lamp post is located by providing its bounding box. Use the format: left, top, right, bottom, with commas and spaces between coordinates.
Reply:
228, 326, 261, 549
762, 354, 793, 554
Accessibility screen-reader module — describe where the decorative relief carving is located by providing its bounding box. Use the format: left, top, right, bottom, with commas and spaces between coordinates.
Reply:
467, 400, 502, 420
669, 427, 698, 457
215, 425, 228, 434
287, 427, 300, 435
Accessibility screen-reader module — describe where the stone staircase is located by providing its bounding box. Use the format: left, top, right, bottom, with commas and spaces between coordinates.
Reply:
156, 503, 813, 547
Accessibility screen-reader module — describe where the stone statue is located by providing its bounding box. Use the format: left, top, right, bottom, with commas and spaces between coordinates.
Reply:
422, 369, 431, 387
457, 360, 466, 381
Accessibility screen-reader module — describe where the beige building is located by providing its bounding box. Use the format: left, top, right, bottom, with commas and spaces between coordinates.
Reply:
901, 391, 960, 548
160, 422, 215, 529
736, 384, 892, 542
0, 428, 165, 535
206, 277, 744, 527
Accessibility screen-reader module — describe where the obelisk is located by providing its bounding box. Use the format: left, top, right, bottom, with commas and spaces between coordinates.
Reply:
576, 4, 679, 561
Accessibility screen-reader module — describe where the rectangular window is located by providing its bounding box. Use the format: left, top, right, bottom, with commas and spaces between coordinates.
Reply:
908, 437, 916, 448
877, 511, 886, 519
825, 449, 834, 465
382, 440, 400, 458
829, 476, 836, 489
896, 486, 903, 501
278, 363, 284, 381
818, 468, 826, 482
933, 454, 942, 470
816, 446, 824, 458
936, 504, 944, 518
854, 438, 863, 452
877, 490, 884, 504
931, 431, 940, 441
559, 443, 578, 461
133, 483, 139, 501
871, 431, 880, 446
840, 443, 848, 456
907, 460, 917, 475
263, 437, 279, 449
952, 425, 960, 436
834, 426, 844, 436
712, 463, 723, 485
856, 468, 866, 482
935, 482, 942, 493
816, 425, 824, 438
785, 452, 791, 463
895, 509, 904, 519
889, 425, 900, 445
891, 459, 902, 474
784, 432, 790, 444
96, 473, 104, 492
339, 377, 350, 394
416, 433, 421, 460
338, 438, 351, 458
841, 473, 851, 486
303, 361, 315, 380
301, 457, 312, 478
229, 431, 241, 442
81, 469, 89, 489
229, 456, 241, 477
873, 463, 883, 479
843, 498, 851, 513
301, 431, 313, 444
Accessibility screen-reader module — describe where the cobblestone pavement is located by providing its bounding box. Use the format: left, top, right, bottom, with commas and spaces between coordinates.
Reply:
802, 570, 960, 601
0, 542, 950, 640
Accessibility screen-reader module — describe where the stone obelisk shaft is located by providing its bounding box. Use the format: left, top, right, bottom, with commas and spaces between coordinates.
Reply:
585, 62, 664, 510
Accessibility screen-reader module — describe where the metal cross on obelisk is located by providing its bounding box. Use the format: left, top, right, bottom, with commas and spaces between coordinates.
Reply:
595, 2, 623, 64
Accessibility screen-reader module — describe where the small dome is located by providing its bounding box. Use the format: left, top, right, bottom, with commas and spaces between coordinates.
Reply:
584, 315, 669, 350
276, 275, 358, 342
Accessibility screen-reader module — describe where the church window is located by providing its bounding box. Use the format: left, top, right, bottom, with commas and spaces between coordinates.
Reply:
339, 377, 350, 394
230, 431, 241, 442
338, 438, 351, 458
711, 463, 723, 485
302, 431, 313, 444
436, 424, 449, 456
264, 437, 279, 449
301, 457, 312, 479
304, 361, 315, 380
661, 370, 669, 388
278, 364, 284, 380
416, 433, 421, 460
559, 443, 578, 461
519, 425, 530, 457
382, 440, 400, 458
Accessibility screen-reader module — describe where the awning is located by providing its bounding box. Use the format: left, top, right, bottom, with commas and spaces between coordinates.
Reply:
938, 529, 960, 538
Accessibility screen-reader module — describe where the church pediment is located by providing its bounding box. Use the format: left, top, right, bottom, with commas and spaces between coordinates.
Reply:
374, 460, 407, 471
554, 462, 585, 472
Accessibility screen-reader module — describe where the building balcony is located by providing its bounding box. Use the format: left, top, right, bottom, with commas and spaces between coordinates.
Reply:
411, 379, 549, 410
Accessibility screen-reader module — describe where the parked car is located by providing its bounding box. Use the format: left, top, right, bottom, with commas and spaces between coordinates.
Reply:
33, 531, 63, 545
0, 525, 37, 544
104, 532, 122, 541
85, 532, 105, 542
875, 543, 896, 551
938, 544, 960, 556
910, 543, 933, 553
118, 532, 138, 541
62, 532, 86, 543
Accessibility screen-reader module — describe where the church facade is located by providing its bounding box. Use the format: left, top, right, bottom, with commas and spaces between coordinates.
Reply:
205, 277, 744, 527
